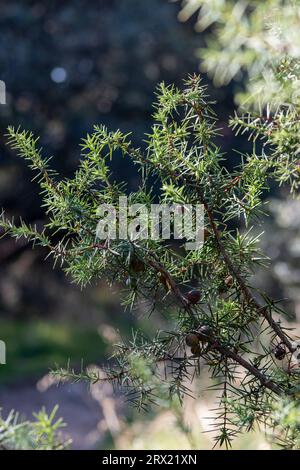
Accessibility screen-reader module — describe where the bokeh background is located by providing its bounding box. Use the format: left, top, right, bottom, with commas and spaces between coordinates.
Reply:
0, 0, 298, 449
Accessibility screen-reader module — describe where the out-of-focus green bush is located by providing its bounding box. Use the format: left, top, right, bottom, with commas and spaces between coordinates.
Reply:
178, 0, 300, 107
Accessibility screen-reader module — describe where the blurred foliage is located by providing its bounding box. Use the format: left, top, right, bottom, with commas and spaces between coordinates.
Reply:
272, 397, 300, 448
258, 198, 300, 318
0, 0, 201, 188
178, 0, 300, 107
0, 405, 70, 450
0, 318, 105, 383
112, 394, 300, 450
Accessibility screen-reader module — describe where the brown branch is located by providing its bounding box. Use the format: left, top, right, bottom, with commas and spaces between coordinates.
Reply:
201, 195, 295, 354
161, 334, 283, 395
187, 100, 296, 355
139, 142, 295, 354
63, 231, 284, 395
210, 338, 282, 395
131, 247, 283, 394
139, 249, 199, 324
88, 162, 290, 396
